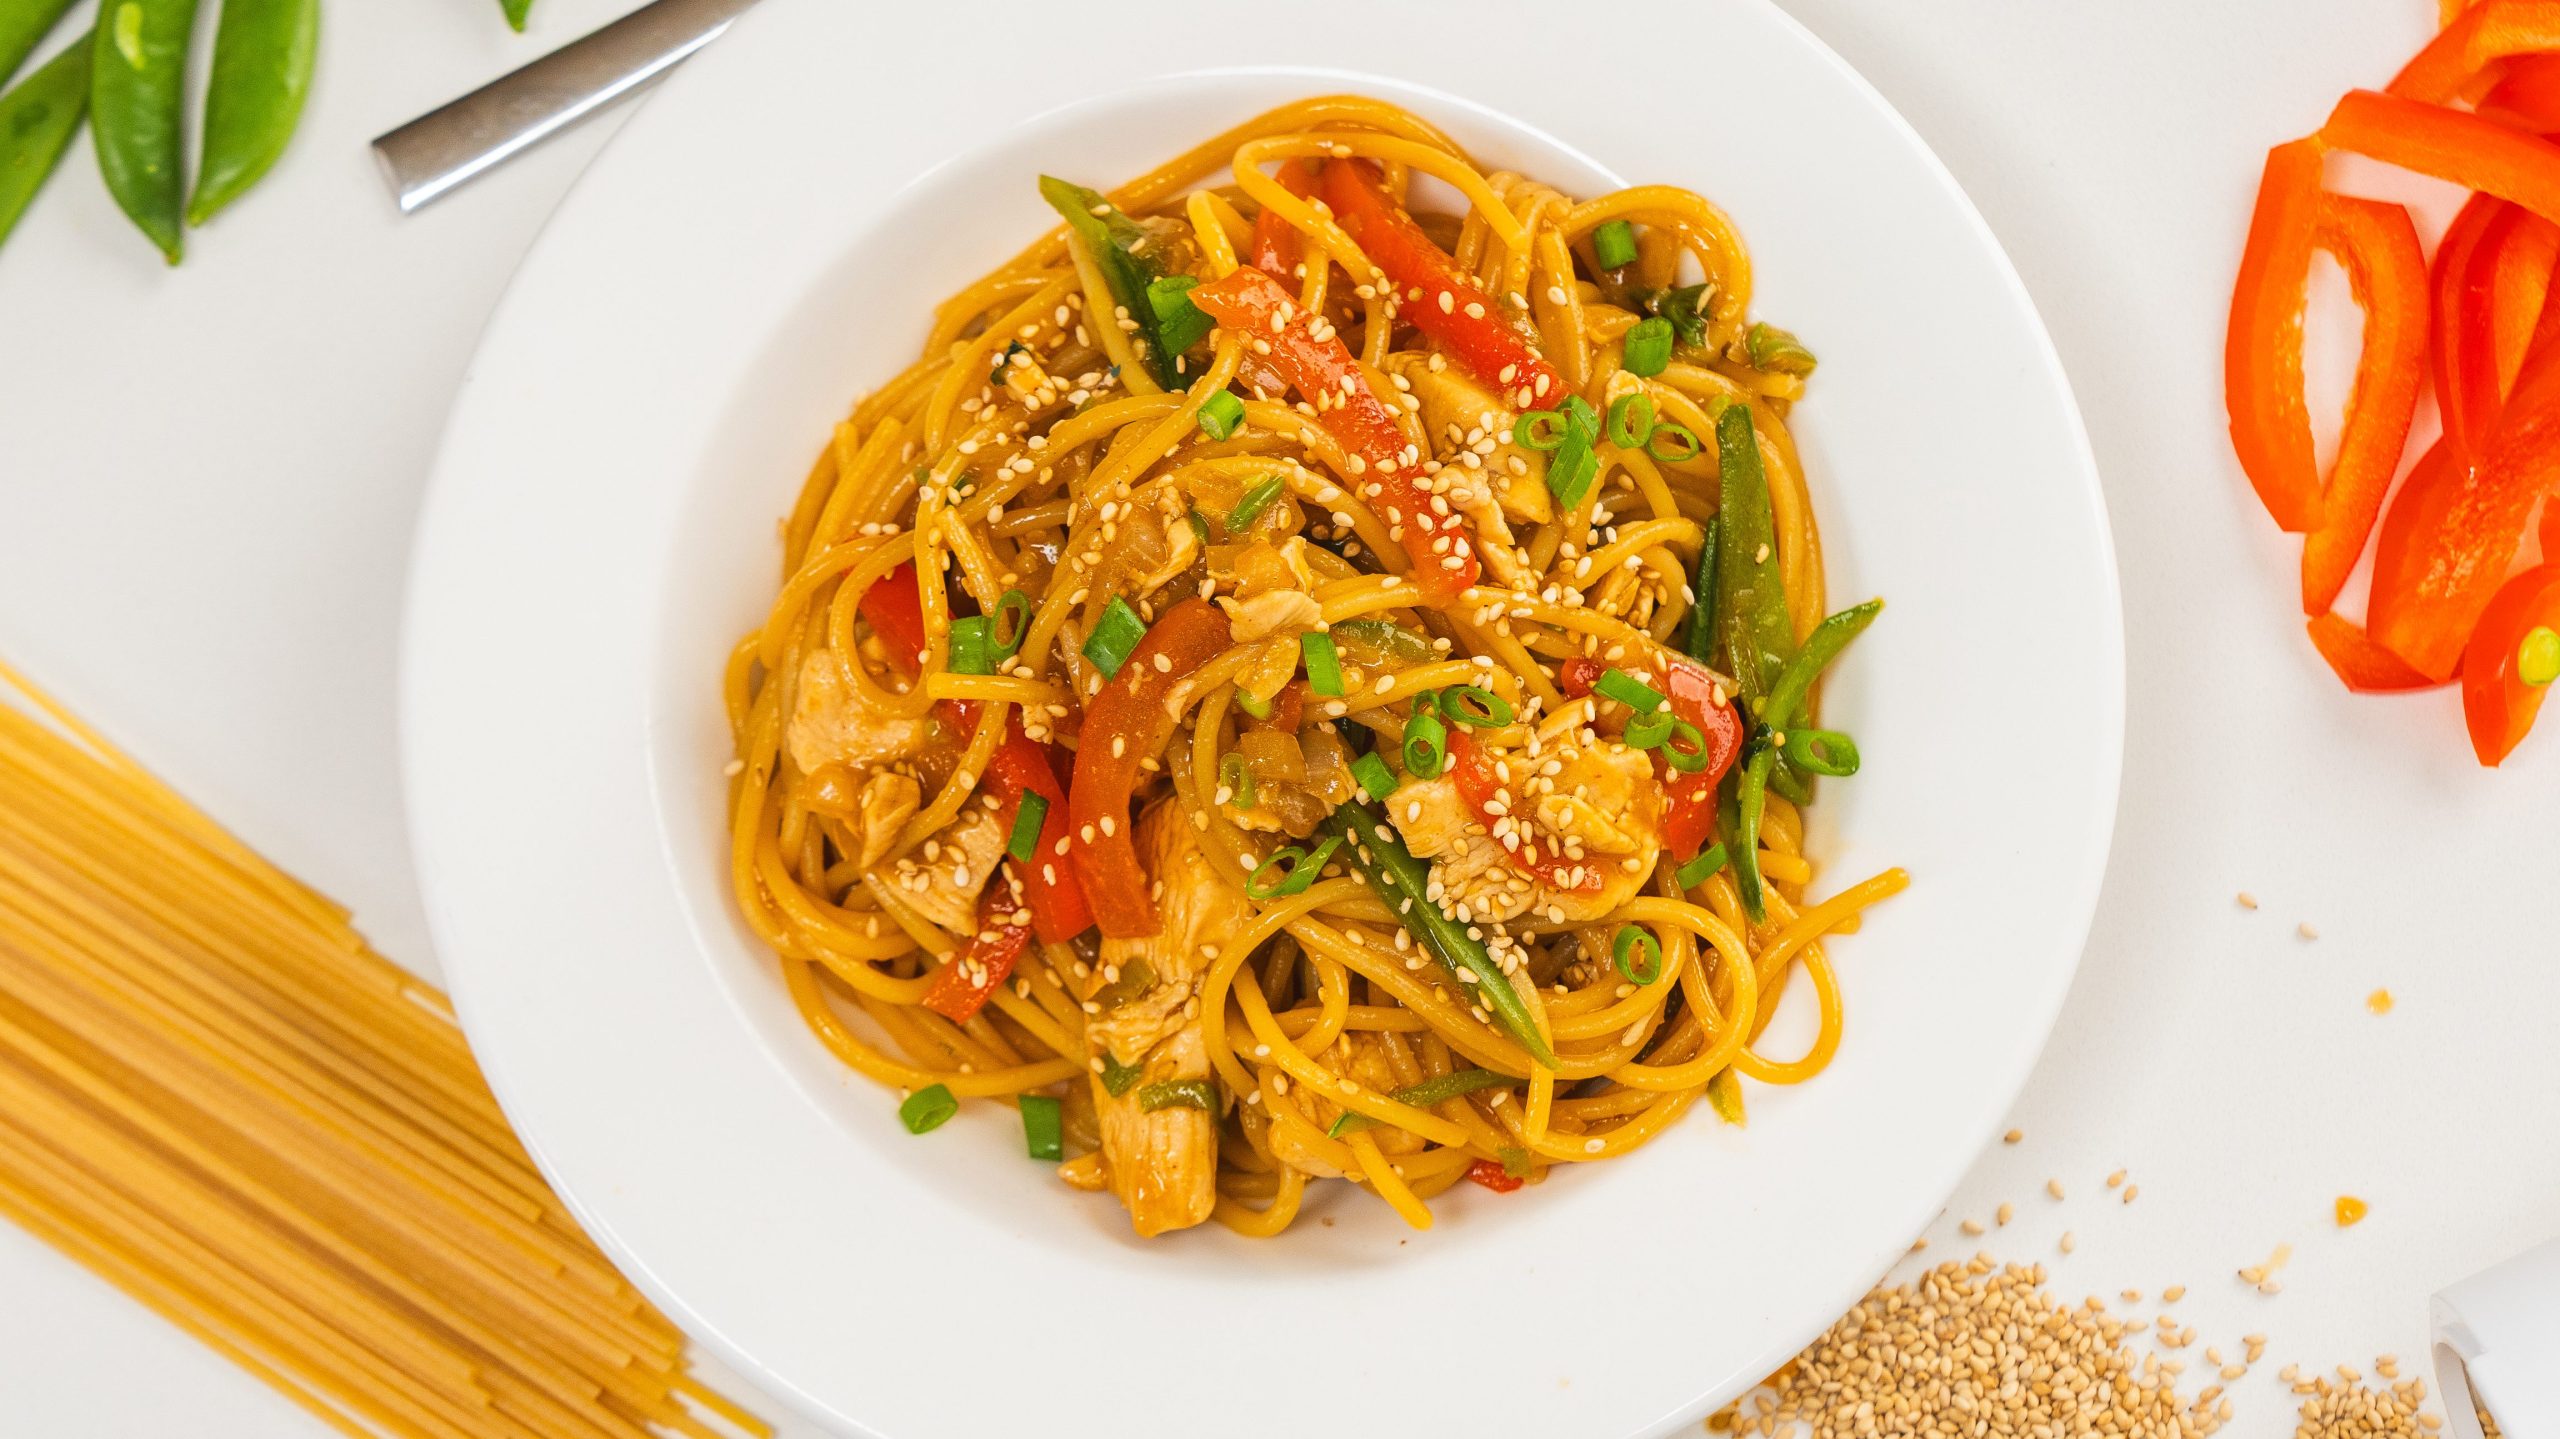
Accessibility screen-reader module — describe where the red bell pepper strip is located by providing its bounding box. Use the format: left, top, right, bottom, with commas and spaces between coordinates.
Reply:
2301, 195, 2428, 615
1248, 158, 1319, 281
2305, 613, 2440, 692
918, 878, 1034, 1023
1067, 598, 1234, 938
2480, 52, 2560, 130
2322, 90, 2560, 232
1552, 655, 1742, 860
858, 566, 1094, 941
1189, 266, 1481, 599
2371, 353, 2560, 678
2391, 1, 2560, 105
2461, 563, 2560, 763
1464, 1157, 1523, 1194
2432, 195, 2558, 466
1443, 730, 1602, 894
2226, 138, 2328, 533
1318, 159, 1567, 412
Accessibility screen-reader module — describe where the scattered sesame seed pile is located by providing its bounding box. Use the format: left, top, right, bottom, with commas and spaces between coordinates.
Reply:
1711, 1257, 2232, 1438
2283, 1358, 2489, 1439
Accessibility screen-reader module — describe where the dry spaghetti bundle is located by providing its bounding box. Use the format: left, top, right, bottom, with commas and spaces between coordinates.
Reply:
0, 661, 763, 1439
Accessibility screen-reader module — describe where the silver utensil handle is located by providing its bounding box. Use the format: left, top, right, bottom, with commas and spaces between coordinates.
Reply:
372, 0, 761, 213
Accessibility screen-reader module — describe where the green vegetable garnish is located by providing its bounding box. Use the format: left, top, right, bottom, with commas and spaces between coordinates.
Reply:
1591, 218, 1639, 271
1783, 727, 1861, 777
1098, 1052, 1143, 1098
1081, 596, 1148, 679
1019, 1094, 1063, 1161
899, 1084, 958, 1134
1747, 322, 1818, 377
1228, 474, 1285, 531
1148, 273, 1212, 357
1350, 753, 1398, 804
1436, 685, 1513, 729
1246, 834, 1342, 901
1137, 1078, 1219, 1113
1301, 631, 1345, 696
1402, 703, 1447, 779
1673, 844, 1729, 891
1038, 175, 1191, 389
1623, 315, 1674, 377
946, 616, 995, 676
1613, 925, 1662, 985
1196, 389, 1245, 441
1593, 667, 1666, 713
1328, 1068, 1513, 1137
1006, 792, 1048, 863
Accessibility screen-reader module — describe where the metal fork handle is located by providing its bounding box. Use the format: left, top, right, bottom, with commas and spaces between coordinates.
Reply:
372, 0, 762, 213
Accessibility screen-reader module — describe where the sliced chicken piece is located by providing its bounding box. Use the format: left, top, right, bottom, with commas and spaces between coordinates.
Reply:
1087, 799, 1252, 1237
1384, 352, 1551, 590
863, 801, 1006, 936
786, 648, 931, 774
1387, 734, 1662, 926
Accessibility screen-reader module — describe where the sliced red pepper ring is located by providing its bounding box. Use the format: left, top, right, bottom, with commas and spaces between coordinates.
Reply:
1188, 265, 1480, 599
1316, 159, 1566, 411
2461, 562, 2560, 762
2301, 195, 2428, 615
2322, 90, 2560, 232
2391, 0, 2560, 105
2226, 138, 2329, 533
1066, 598, 1234, 938
1444, 730, 1602, 894
857, 565, 1094, 941
2371, 352, 2560, 678
2479, 52, 2560, 130
919, 876, 1034, 1023
2305, 613, 2442, 692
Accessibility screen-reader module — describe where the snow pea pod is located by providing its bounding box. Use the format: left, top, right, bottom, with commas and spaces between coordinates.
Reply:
187, 0, 316, 226
0, 31, 88, 252
0, 0, 78, 86
500, 0, 531, 33
92, 0, 197, 262
1713, 404, 1793, 707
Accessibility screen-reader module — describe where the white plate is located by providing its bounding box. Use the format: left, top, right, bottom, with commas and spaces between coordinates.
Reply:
401, 2, 2122, 1435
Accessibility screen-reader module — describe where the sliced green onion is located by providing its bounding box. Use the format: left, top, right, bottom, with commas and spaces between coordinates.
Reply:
946, 617, 995, 676
1436, 685, 1514, 728
1186, 507, 1211, 549
1329, 1068, 1513, 1137
1623, 709, 1675, 750
1329, 617, 1435, 666
1006, 792, 1049, 862
1137, 1078, 1219, 1113
1218, 752, 1257, 809
1099, 1053, 1143, 1097
1229, 474, 1285, 531
1149, 274, 1212, 356
1747, 322, 1818, 377
1591, 218, 1639, 271
1512, 409, 1568, 451
1593, 666, 1666, 713
1612, 925, 1663, 986
1246, 834, 1341, 900
1500, 1146, 1534, 1179
1783, 726, 1861, 777
1546, 434, 1599, 511
1234, 687, 1274, 720
2522, 626, 2560, 687
1674, 844, 1729, 891
1402, 704, 1448, 779
1623, 316, 1674, 377
1706, 1068, 1746, 1125
1195, 389, 1246, 441
1301, 631, 1344, 696
989, 589, 1031, 659
1019, 1094, 1063, 1161
989, 340, 1027, 386
1661, 718, 1710, 773
1561, 395, 1601, 442
1350, 753, 1399, 804
1606, 393, 1656, 450
1082, 597, 1148, 679
899, 1084, 958, 1134
1646, 423, 1702, 464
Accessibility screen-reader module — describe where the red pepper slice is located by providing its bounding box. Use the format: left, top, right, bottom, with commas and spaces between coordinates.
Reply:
2305, 613, 2441, 692
1557, 655, 1741, 856
1655, 660, 1747, 858
1464, 1157, 1524, 1194
2432, 195, 2559, 467
2301, 195, 2428, 614
1317, 159, 1567, 411
2371, 352, 2560, 678
2226, 138, 2328, 533
1444, 730, 1602, 894
2322, 90, 2560, 231
918, 879, 1034, 1023
2479, 52, 2560, 130
1067, 598, 1234, 938
1188, 266, 1481, 599
2462, 563, 2560, 763
1248, 158, 1319, 280
2391, 1, 2560, 105
857, 566, 1094, 941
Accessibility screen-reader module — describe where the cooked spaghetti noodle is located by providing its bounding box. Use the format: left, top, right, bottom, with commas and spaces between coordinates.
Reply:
0, 661, 765, 1439
726, 96, 1905, 1237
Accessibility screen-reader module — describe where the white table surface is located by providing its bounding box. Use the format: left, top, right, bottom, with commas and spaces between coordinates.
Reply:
4, 1, 2554, 1433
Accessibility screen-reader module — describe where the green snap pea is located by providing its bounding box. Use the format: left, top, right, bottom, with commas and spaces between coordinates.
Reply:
0, 30, 88, 253
92, 0, 196, 262
501, 0, 533, 33
1683, 512, 1720, 665
0, 0, 78, 86
187, 0, 316, 226
1713, 404, 1793, 706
